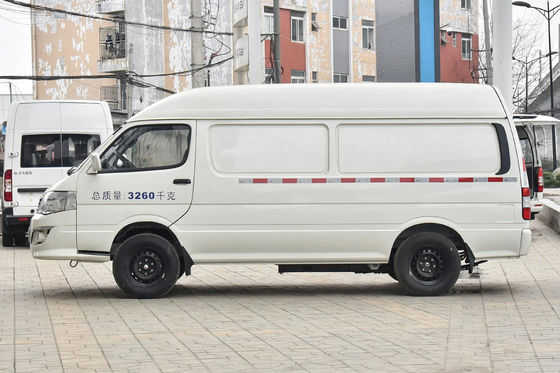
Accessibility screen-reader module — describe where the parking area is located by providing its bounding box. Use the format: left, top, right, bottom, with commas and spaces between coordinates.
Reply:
0, 219, 559, 372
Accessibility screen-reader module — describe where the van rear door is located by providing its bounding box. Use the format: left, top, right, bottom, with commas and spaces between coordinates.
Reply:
11, 103, 63, 217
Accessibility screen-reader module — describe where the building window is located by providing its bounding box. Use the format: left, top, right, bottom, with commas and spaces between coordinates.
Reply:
362, 75, 375, 82
312, 71, 318, 83
461, 33, 472, 60
291, 70, 306, 83
333, 73, 349, 83
311, 12, 319, 31
362, 20, 374, 50
263, 7, 274, 34
291, 11, 305, 42
452, 32, 457, 47
332, 16, 348, 30
461, 0, 471, 9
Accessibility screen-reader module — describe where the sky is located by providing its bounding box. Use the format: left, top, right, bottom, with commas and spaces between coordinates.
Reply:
511, 0, 560, 59
0, 0, 559, 96
0, 0, 31, 95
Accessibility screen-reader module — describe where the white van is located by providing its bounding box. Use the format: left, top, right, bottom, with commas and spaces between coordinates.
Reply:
29, 84, 531, 298
3, 100, 113, 246
514, 114, 560, 217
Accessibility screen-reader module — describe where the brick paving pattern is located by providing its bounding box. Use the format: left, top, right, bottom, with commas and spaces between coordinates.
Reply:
1, 219, 560, 372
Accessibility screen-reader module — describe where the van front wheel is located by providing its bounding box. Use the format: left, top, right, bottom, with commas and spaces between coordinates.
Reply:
112, 233, 180, 298
394, 232, 461, 296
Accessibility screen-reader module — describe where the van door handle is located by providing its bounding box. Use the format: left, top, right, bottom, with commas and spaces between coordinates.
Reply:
173, 179, 191, 185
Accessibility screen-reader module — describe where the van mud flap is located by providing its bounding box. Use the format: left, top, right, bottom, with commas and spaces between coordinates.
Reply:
461, 243, 487, 274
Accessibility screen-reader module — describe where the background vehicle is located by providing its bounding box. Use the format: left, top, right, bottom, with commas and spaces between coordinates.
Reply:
513, 114, 560, 218
29, 84, 531, 298
3, 100, 113, 246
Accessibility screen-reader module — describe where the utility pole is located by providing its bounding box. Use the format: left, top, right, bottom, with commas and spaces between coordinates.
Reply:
191, 0, 205, 88
492, 1, 513, 111
273, 0, 281, 83
483, 0, 492, 84
127, 43, 133, 119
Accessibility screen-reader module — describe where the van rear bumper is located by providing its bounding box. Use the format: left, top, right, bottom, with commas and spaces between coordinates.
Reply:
520, 228, 532, 256
2, 208, 32, 233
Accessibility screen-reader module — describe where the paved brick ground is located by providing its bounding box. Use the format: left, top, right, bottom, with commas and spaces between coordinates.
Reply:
1, 219, 560, 372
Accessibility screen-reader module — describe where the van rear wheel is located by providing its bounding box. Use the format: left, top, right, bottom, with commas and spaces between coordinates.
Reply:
393, 232, 461, 296
112, 233, 180, 299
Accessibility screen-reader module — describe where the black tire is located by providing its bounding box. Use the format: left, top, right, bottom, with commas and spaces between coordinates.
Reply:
393, 232, 461, 296
2, 218, 13, 247
112, 233, 180, 299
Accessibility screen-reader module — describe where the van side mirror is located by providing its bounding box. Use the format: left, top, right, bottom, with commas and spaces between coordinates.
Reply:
89, 153, 102, 174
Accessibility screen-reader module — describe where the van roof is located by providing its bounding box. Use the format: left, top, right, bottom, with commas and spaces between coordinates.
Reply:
129, 83, 507, 122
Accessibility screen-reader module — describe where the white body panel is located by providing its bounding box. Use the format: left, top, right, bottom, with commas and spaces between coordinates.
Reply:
29, 84, 531, 265
4, 101, 113, 216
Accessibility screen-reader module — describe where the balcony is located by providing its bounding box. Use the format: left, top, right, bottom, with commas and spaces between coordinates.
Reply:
100, 85, 126, 112
97, 26, 126, 73
96, 0, 124, 14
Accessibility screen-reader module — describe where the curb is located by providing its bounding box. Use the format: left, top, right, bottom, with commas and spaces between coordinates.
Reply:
537, 199, 560, 234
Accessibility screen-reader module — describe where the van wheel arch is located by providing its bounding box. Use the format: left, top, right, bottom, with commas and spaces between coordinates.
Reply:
384, 223, 466, 271
111, 222, 193, 277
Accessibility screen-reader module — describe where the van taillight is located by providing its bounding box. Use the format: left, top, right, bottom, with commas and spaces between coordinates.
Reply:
522, 187, 531, 220
537, 167, 544, 192
4, 169, 12, 202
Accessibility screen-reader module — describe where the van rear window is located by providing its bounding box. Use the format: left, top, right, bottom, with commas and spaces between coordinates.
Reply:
338, 124, 501, 173
21, 134, 101, 168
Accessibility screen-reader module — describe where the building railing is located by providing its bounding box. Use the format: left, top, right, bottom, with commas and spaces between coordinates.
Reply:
96, 0, 125, 14
101, 85, 126, 111
99, 27, 126, 60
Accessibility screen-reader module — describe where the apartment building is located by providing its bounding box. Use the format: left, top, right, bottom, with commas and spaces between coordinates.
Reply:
31, 0, 478, 123
261, 0, 376, 84
31, 0, 232, 124
439, 0, 479, 83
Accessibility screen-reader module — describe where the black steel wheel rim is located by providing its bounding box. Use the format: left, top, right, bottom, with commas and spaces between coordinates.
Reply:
130, 249, 164, 284
410, 245, 445, 284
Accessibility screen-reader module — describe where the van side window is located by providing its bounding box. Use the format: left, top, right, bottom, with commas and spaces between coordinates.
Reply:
21, 134, 61, 168
62, 134, 101, 167
21, 134, 101, 168
100, 125, 190, 172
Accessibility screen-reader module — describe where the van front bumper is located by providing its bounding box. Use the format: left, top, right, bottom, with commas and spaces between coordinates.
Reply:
29, 211, 109, 263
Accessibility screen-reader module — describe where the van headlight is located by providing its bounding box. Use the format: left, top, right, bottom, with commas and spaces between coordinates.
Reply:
37, 191, 77, 215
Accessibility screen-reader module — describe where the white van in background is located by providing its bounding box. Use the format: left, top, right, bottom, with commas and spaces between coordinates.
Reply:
29, 84, 531, 298
513, 114, 560, 218
3, 101, 113, 246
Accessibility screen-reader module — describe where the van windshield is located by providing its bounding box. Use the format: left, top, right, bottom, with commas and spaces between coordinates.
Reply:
21, 134, 101, 168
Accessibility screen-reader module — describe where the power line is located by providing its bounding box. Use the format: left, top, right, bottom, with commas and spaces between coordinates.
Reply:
0, 54, 232, 80
1, 0, 233, 36
0, 74, 121, 81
